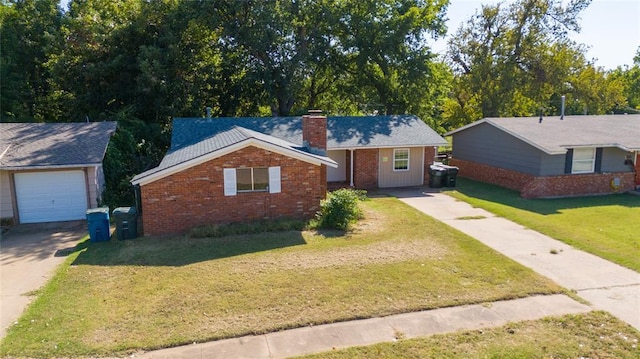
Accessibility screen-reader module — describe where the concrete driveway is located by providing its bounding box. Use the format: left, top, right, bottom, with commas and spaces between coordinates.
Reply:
385, 187, 640, 331
0, 221, 87, 338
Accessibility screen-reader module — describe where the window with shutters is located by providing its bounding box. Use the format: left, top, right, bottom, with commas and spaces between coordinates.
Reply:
572, 148, 595, 174
224, 166, 281, 196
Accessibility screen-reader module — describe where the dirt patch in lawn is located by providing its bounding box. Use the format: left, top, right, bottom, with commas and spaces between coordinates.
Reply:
231, 239, 449, 273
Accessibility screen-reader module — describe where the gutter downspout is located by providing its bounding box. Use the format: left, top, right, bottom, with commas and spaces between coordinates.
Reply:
349, 149, 355, 187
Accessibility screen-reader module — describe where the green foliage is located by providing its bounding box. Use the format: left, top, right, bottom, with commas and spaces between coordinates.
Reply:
101, 108, 169, 209
188, 218, 306, 239
444, 0, 626, 129
315, 189, 367, 230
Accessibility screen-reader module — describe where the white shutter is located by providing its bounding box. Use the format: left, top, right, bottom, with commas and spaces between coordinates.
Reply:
223, 168, 237, 196
268, 166, 281, 194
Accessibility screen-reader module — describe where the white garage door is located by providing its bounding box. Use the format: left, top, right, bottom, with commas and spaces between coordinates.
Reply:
15, 171, 88, 223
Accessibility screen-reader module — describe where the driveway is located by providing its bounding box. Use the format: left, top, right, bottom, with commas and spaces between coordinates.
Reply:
384, 187, 640, 331
0, 221, 87, 338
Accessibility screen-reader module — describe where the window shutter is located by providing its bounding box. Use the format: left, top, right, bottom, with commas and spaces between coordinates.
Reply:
594, 148, 603, 173
268, 166, 281, 194
223, 168, 237, 196
564, 149, 574, 174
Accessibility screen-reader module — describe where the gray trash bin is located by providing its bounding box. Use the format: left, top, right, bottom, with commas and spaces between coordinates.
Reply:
112, 207, 138, 240
429, 165, 446, 188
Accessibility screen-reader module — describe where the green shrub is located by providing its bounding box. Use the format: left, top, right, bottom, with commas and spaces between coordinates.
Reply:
315, 188, 367, 230
188, 218, 305, 238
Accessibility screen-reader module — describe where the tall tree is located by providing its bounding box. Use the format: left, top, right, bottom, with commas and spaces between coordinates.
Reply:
1, 0, 63, 122
442, 0, 624, 127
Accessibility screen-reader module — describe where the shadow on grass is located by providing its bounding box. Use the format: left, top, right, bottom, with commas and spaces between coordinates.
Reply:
449, 178, 640, 215
70, 231, 307, 267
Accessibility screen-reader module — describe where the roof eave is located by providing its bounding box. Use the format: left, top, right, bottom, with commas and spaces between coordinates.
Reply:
131, 138, 337, 186
0, 163, 103, 171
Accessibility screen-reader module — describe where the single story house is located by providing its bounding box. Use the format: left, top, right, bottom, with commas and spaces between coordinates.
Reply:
445, 115, 640, 198
132, 112, 447, 236
0, 122, 117, 224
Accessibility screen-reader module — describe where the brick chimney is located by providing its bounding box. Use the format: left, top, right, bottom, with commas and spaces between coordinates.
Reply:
302, 110, 327, 154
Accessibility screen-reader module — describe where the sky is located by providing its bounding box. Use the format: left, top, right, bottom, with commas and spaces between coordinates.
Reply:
431, 0, 640, 70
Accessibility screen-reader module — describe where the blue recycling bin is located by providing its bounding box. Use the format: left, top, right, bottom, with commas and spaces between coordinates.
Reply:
86, 207, 110, 242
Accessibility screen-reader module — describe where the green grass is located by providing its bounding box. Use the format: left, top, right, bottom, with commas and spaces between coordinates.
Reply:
300, 311, 640, 358
0, 197, 562, 358
445, 178, 640, 272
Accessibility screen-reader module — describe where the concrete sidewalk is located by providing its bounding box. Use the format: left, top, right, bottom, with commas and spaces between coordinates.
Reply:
138, 294, 590, 359
389, 187, 640, 331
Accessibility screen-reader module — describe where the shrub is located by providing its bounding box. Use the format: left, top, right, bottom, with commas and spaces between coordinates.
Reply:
315, 188, 367, 230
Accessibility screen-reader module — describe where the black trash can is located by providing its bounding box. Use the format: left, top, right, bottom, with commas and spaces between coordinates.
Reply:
112, 207, 138, 240
441, 165, 459, 187
86, 207, 110, 242
428, 165, 446, 188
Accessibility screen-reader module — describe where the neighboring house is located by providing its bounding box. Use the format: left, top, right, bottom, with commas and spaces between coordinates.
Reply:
132, 113, 447, 236
0, 122, 117, 224
446, 115, 640, 198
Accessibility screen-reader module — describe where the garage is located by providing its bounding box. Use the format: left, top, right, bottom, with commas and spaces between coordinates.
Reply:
15, 171, 88, 223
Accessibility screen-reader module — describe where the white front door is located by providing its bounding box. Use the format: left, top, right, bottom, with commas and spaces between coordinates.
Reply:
15, 170, 88, 223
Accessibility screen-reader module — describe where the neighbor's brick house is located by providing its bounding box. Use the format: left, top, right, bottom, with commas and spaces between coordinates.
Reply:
132, 112, 446, 236
446, 115, 640, 198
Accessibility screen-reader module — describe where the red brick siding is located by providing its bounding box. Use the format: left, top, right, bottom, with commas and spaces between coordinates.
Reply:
423, 146, 437, 184
302, 115, 327, 150
450, 158, 533, 192
353, 149, 378, 189
140, 146, 327, 236
450, 158, 635, 198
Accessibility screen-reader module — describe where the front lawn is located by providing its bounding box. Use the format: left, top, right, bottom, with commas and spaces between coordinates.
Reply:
0, 197, 562, 358
446, 178, 640, 272
301, 311, 640, 358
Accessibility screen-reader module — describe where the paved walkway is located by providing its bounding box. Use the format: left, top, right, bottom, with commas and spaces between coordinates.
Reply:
389, 187, 640, 331
137, 294, 589, 359
0, 221, 87, 338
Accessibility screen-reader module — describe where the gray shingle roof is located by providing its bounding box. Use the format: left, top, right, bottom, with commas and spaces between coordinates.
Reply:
132, 115, 446, 185
0, 122, 117, 169
446, 115, 640, 154
131, 125, 337, 184
170, 115, 447, 151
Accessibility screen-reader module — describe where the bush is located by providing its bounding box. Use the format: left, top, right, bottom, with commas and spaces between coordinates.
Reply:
315, 188, 367, 230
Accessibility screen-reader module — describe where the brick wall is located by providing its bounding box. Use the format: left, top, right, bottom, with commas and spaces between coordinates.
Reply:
353, 149, 378, 189
423, 146, 437, 185
451, 158, 635, 198
450, 158, 533, 192
140, 146, 327, 236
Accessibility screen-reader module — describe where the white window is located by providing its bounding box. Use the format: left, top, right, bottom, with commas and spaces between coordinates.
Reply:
224, 166, 281, 196
572, 148, 596, 174
393, 149, 409, 171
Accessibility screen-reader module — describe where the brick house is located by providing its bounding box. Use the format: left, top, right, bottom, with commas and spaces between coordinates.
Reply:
132, 112, 447, 236
445, 115, 640, 198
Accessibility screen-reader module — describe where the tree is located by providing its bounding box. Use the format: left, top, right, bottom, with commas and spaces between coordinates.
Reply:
609, 47, 640, 113
331, 0, 449, 117
1, 0, 63, 122
443, 0, 622, 127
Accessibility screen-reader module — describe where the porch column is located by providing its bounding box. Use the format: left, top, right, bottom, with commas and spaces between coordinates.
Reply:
350, 149, 355, 187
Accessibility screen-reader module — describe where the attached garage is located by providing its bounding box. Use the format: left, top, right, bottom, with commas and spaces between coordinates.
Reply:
15, 171, 88, 223
0, 122, 117, 225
